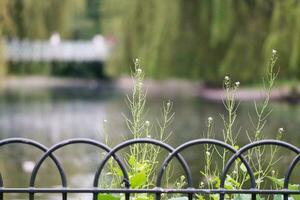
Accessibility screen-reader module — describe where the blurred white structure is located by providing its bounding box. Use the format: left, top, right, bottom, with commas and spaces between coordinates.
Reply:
5, 34, 112, 62
49, 32, 61, 46
22, 161, 35, 173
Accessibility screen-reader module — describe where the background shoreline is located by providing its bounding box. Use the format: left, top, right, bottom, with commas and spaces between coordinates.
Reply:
0, 76, 297, 102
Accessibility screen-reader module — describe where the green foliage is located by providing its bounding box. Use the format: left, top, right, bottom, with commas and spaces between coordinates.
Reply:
102, 0, 300, 84
100, 55, 298, 200
98, 194, 120, 200
101, 59, 176, 199
0, 0, 103, 40
2, 0, 85, 39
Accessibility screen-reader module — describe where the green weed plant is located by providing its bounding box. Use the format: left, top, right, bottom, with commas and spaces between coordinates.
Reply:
99, 51, 300, 200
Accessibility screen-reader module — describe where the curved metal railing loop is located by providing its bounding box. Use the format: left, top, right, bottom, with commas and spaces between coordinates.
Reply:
93, 138, 190, 200
0, 138, 63, 200
1, 138, 300, 199
221, 139, 300, 200
283, 151, 300, 200
29, 138, 126, 200
157, 139, 252, 200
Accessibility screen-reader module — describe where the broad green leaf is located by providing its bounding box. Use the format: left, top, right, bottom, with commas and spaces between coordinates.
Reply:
130, 171, 147, 188
135, 162, 150, 172
196, 195, 205, 200
98, 194, 121, 200
214, 177, 221, 188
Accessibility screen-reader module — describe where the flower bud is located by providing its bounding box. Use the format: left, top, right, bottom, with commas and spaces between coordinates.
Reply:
167, 101, 171, 108
207, 117, 213, 127
278, 128, 284, 134
271, 170, 275, 175
145, 120, 150, 127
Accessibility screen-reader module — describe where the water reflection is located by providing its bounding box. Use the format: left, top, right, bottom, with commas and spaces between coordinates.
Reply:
1, 83, 300, 199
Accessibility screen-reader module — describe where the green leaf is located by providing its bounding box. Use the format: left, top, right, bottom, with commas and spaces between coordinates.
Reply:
98, 194, 121, 200
234, 145, 240, 150
129, 155, 136, 166
240, 163, 247, 173
210, 194, 220, 200
256, 195, 265, 200
130, 171, 147, 188
214, 177, 221, 188
267, 176, 300, 190
291, 195, 300, 200
196, 195, 205, 200
225, 175, 240, 189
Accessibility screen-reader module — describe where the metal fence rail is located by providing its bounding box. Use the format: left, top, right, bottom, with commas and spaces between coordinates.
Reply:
1, 138, 300, 200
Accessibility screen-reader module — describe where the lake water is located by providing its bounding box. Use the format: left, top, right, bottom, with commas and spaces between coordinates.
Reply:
1, 80, 300, 199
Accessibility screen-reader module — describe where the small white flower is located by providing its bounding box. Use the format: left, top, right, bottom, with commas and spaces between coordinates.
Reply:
272, 49, 277, 54
200, 181, 204, 186
278, 128, 284, 134
137, 68, 142, 74
145, 120, 150, 126
166, 101, 171, 107
180, 175, 185, 181
135, 58, 139, 63
208, 117, 213, 123
271, 170, 276, 175
224, 76, 230, 81
206, 151, 210, 156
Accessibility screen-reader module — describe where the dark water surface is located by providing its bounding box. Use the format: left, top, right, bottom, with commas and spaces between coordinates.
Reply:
1, 83, 300, 199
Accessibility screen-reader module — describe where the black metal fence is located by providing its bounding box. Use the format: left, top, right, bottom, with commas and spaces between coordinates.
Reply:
1, 137, 300, 200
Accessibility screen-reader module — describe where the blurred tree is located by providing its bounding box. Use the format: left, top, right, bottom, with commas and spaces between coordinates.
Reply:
72, 0, 102, 39
5, 0, 86, 39
0, 0, 12, 76
0, 0, 92, 74
102, 0, 300, 85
